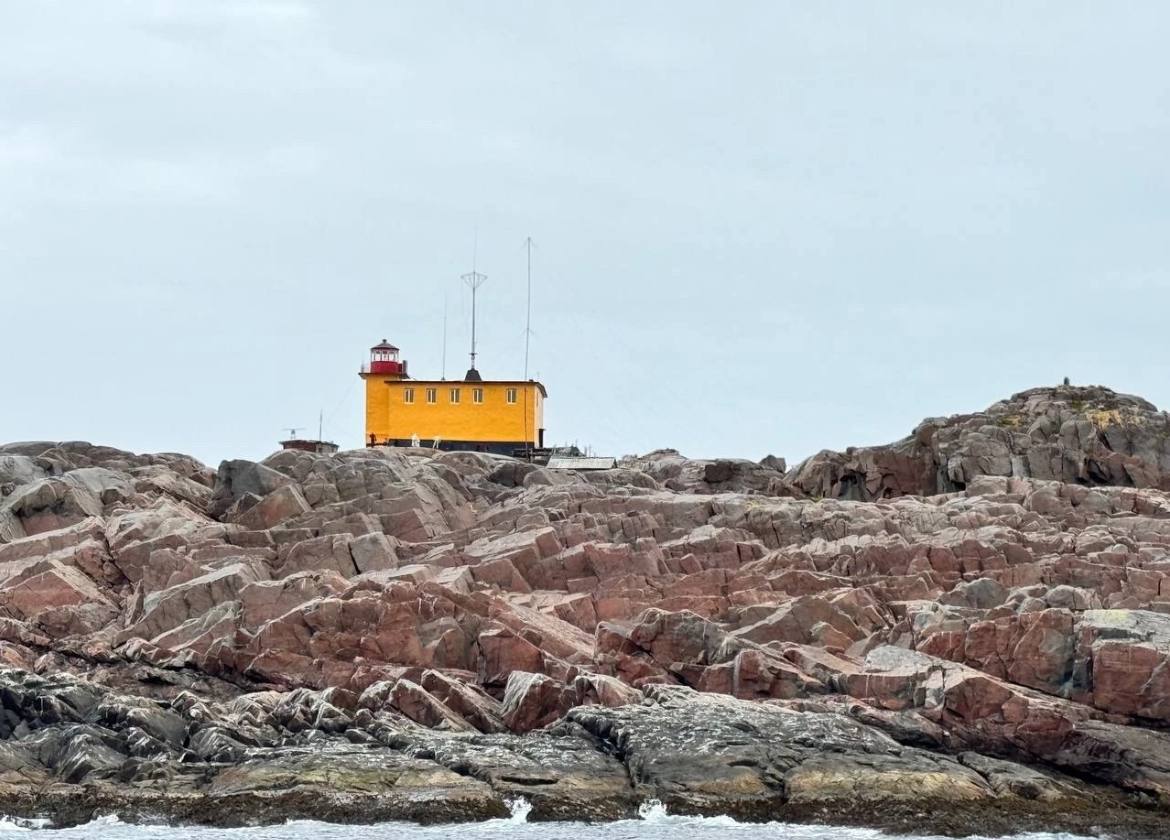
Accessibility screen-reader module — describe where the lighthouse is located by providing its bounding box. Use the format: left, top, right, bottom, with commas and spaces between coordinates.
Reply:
366, 339, 407, 377
360, 340, 546, 455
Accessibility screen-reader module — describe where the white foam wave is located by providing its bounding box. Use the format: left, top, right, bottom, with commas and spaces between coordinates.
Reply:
637, 799, 669, 822
2, 804, 1100, 839
635, 800, 743, 828
0, 816, 48, 832
43, 814, 128, 835
84, 815, 124, 826
504, 798, 532, 824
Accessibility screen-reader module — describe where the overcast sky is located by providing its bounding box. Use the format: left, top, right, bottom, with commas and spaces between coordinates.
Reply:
2, 2, 1168, 468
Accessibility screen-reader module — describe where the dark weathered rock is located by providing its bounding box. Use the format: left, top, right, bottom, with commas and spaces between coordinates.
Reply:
566, 684, 1121, 826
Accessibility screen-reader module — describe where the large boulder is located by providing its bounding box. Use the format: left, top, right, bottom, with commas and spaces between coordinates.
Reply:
501, 672, 573, 733
208, 460, 293, 519
0, 479, 103, 538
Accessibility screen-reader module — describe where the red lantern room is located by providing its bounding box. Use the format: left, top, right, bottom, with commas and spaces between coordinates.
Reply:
366, 339, 407, 377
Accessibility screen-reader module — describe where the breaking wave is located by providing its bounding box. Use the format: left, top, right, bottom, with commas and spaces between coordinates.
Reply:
0, 816, 50, 831
0, 806, 1099, 839
504, 798, 532, 824
635, 800, 740, 828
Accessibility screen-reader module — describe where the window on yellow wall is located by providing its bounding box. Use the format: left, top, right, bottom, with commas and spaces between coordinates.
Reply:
450, 388, 461, 404
473, 388, 484, 404
404, 388, 415, 404
426, 388, 437, 404
506, 388, 517, 404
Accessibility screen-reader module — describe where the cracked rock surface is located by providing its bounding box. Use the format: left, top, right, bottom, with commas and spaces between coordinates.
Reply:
2, 385, 1170, 836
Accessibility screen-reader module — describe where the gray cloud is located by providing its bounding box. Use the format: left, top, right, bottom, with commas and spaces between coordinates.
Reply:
2, 2, 1167, 466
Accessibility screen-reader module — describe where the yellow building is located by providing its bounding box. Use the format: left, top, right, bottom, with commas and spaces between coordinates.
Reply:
360, 339, 547, 454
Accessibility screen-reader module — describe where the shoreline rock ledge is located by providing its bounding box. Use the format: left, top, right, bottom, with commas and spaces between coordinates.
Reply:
1, 385, 1170, 837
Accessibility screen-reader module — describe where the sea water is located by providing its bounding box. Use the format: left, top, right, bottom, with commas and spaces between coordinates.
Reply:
0, 801, 1097, 839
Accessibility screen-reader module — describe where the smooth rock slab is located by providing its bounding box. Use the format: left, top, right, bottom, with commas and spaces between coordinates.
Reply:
568, 684, 1019, 819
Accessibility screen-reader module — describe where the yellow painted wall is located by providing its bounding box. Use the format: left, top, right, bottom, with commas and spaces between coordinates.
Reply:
362, 377, 544, 444
364, 375, 393, 443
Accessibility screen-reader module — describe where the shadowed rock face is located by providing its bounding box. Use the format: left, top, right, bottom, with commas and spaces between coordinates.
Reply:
2, 387, 1170, 834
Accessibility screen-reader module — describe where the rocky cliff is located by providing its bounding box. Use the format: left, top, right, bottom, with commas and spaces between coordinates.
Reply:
788, 384, 1170, 500
2, 385, 1170, 835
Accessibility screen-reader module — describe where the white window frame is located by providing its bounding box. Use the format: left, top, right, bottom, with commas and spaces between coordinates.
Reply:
403, 388, 415, 404
473, 388, 484, 404
506, 388, 518, 404
450, 388, 461, 404
426, 388, 437, 404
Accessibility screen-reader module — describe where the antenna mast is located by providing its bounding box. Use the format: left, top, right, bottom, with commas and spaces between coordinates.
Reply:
524, 236, 534, 380
317, 410, 323, 442
461, 236, 487, 376
441, 294, 448, 380
462, 271, 487, 373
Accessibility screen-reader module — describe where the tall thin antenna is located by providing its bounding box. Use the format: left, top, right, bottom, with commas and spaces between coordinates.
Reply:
524, 236, 534, 380
441, 294, 448, 381
462, 270, 487, 373
317, 409, 323, 442
458, 233, 486, 379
